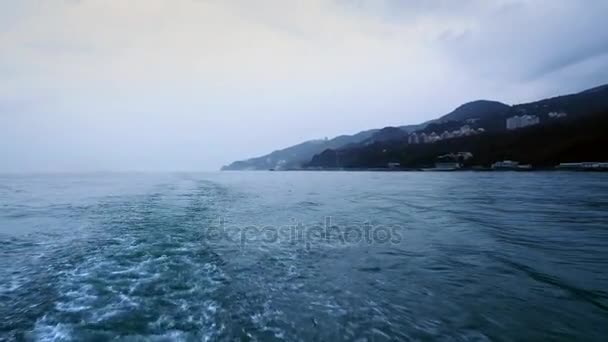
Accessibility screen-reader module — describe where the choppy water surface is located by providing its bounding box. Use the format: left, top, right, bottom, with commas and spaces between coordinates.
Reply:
1, 172, 608, 341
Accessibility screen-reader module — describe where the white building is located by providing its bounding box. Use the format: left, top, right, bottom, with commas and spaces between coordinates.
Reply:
408, 133, 419, 144
506, 117, 517, 130
548, 111, 568, 119
420, 133, 428, 143
506, 115, 540, 130
492, 160, 520, 169
428, 132, 440, 143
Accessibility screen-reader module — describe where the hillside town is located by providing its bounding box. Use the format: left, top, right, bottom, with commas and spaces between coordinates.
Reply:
407, 110, 571, 145
408, 125, 485, 144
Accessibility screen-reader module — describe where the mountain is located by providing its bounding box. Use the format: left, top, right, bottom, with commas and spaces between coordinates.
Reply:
410, 100, 518, 135
513, 85, 608, 118
221, 129, 379, 170
308, 111, 608, 169
222, 123, 422, 170
223, 83, 608, 170
307, 83, 608, 169
364, 126, 410, 144
438, 100, 511, 122
580, 84, 608, 94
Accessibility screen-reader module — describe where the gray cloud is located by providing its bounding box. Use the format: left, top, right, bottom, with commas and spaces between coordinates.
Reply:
437, 0, 608, 82
0, 0, 606, 172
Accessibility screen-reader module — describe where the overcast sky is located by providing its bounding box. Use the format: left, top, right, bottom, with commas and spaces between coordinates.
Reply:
1, 0, 607, 172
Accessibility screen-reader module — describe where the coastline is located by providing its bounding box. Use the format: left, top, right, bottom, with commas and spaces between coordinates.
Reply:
223, 167, 608, 173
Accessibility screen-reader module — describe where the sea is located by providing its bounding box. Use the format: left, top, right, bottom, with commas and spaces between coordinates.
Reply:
1, 171, 608, 341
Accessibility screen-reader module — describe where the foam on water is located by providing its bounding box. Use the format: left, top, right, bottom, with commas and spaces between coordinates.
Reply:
2, 172, 608, 340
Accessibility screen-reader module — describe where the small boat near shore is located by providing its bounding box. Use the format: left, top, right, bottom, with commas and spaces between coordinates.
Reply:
491, 160, 533, 171
557, 162, 608, 171
422, 161, 461, 171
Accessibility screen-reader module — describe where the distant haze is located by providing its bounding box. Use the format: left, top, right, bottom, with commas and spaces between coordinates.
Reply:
1, 0, 608, 172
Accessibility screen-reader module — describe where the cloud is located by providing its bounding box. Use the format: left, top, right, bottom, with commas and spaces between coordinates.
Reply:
437, 0, 608, 82
0, 0, 606, 171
